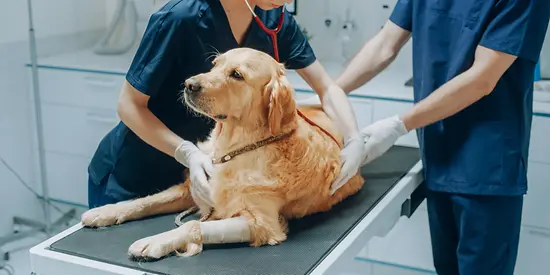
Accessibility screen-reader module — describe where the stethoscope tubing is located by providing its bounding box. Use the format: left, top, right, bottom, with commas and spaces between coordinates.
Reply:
244, 0, 285, 61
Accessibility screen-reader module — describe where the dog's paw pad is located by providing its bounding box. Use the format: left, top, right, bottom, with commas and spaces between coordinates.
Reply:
128, 237, 172, 260
81, 207, 121, 227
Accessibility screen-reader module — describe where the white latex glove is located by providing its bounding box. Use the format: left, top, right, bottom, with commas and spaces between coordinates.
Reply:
174, 140, 214, 207
295, 95, 321, 107
330, 133, 368, 195
360, 115, 409, 165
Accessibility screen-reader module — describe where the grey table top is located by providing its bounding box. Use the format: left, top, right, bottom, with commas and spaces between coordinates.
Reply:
48, 146, 421, 275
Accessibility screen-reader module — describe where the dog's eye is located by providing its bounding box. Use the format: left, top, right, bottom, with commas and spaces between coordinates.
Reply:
230, 70, 244, 80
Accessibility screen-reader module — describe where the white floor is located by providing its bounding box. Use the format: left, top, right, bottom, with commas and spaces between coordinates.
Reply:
1, 235, 47, 275
0, 204, 83, 275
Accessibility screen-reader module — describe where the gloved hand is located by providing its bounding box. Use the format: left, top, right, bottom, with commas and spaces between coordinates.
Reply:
330, 133, 368, 195
295, 95, 321, 107
360, 115, 409, 165
174, 140, 214, 207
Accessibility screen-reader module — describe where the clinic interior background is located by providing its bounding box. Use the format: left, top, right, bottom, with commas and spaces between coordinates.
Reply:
0, 0, 415, 238
1, 0, 550, 274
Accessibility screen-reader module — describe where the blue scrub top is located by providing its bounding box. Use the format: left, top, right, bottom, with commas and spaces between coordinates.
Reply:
390, 0, 550, 196
88, 0, 316, 201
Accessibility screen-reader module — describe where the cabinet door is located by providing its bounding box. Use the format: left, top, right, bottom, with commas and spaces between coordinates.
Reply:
529, 116, 550, 164
349, 97, 374, 129
363, 209, 435, 272
514, 226, 550, 275
372, 100, 418, 147
36, 103, 119, 158
372, 263, 435, 275
44, 151, 89, 206
29, 68, 123, 110
523, 162, 550, 230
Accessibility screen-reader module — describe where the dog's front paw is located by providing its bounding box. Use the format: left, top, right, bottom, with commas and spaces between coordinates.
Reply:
128, 221, 203, 260
128, 235, 173, 260
81, 204, 131, 227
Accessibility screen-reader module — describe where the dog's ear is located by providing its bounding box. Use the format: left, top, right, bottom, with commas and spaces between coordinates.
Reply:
265, 74, 295, 135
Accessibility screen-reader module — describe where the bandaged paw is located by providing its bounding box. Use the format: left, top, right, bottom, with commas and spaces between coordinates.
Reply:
128, 220, 203, 259
200, 216, 251, 244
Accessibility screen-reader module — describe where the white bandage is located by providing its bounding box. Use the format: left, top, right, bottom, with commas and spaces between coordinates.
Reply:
199, 216, 251, 244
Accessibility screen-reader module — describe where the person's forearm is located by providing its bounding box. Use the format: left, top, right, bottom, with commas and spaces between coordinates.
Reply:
400, 69, 493, 131
295, 61, 360, 138
320, 83, 360, 138
337, 34, 397, 94
117, 85, 183, 157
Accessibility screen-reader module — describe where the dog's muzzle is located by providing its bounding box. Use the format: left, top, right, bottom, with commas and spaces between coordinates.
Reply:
183, 77, 202, 94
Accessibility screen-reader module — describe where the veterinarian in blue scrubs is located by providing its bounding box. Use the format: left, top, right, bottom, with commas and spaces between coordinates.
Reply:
332, 0, 550, 274
87, 0, 367, 209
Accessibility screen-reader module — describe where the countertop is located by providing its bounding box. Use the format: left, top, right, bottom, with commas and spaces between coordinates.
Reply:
29, 48, 550, 116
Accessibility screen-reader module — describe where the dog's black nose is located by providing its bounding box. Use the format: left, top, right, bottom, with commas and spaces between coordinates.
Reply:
184, 78, 202, 93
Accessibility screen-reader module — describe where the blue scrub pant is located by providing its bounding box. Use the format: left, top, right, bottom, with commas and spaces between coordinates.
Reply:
426, 190, 523, 275
87, 175, 118, 209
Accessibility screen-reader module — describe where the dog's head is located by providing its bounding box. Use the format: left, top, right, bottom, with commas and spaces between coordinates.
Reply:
182, 48, 296, 135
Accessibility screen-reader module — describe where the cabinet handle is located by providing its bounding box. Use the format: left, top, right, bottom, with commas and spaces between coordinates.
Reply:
528, 229, 550, 239
83, 76, 119, 90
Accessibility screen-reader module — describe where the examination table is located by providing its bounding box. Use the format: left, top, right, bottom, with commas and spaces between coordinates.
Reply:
29, 145, 425, 275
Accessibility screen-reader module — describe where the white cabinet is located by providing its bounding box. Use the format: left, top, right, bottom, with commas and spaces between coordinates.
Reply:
294, 91, 374, 129
362, 209, 435, 272
293, 90, 314, 101
40, 103, 119, 158
341, 258, 373, 275
372, 100, 418, 148
44, 151, 90, 206
28, 66, 123, 206
523, 161, 550, 230
372, 264, 434, 275
529, 116, 550, 164
514, 226, 550, 275
346, 259, 434, 275
29, 68, 123, 110
349, 97, 374, 129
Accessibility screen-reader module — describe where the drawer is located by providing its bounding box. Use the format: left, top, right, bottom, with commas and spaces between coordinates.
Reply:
350, 97, 374, 129
372, 263, 434, 275
514, 226, 550, 275
523, 162, 550, 229
29, 68, 123, 110
529, 116, 550, 164
372, 100, 418, 148
38, 102, 119, 158
365, 209, 434, 271
344, 258, 373, 275
43, 151, 90, 207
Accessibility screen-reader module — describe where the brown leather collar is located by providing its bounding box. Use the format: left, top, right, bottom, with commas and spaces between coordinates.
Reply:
212, 130, 294, 164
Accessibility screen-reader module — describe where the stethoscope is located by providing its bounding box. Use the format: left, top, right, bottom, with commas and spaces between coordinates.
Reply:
244, 0, 285, 62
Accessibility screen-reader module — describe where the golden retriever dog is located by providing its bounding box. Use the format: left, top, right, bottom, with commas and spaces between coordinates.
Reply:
81, 48, 364, 260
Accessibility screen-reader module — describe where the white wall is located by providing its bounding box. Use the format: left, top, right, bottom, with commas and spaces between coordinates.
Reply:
0, 0, 107, 236
294, 0, 412, 71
